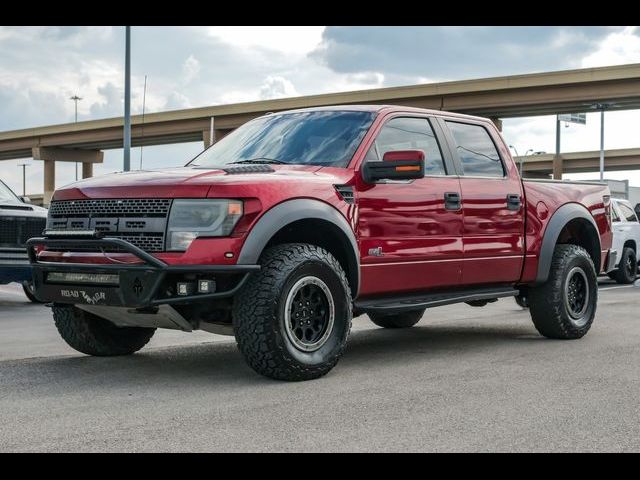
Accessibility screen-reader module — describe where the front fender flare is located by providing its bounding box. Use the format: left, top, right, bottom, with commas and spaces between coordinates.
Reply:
237, 199, 360, 295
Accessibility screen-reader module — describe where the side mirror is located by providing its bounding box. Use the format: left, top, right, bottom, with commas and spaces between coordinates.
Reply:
362, 150, 425, 183
20, 196, 32, 204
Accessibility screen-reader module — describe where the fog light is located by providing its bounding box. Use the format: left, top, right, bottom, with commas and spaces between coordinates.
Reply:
198, 279, 216, 294
176, 282, 195, 296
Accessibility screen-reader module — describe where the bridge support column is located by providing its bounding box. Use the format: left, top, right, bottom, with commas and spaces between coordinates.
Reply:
203, 128, 226, 148
553, 154, 563, 180
43, 160, 55, 206
490, 118, 502, 132
32, 147, 104, 205
82, 162, 94, 179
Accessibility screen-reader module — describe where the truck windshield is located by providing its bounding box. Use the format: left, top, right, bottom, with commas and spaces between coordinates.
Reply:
0, 181, 19, 202
189, 110, 375, 169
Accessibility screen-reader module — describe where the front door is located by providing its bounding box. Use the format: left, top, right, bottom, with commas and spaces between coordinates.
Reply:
440, 119, 525, 285
355, 115, 463, 296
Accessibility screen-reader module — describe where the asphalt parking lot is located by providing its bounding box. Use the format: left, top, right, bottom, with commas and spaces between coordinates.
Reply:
0, 279, 639, 452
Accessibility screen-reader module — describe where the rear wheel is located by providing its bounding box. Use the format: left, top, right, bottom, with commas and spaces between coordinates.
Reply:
368, 309, 424, 328
528, 244, 597, 339
610, 247, 637, 284
52, 305, 156, 356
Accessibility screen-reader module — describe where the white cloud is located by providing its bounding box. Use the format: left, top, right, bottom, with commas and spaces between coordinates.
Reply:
182, 54, 201, 84
164, 91, 192, 110
582, 27, 640, 67
208, 26, 324, 55
89, 82, 123, 118
259, 75, 298, 99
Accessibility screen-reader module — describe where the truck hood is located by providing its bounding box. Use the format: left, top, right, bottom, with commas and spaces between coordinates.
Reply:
53, 165, 354, 201
0, 198, 48, 217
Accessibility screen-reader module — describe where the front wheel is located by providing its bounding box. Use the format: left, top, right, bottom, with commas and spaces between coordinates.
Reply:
368, 309, 424, 328
528, 244, 597, 339
52, 305, 156, 356
232, 243, 352, 381
610, 247, 637, 284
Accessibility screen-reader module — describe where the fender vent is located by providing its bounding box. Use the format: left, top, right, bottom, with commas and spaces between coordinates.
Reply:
223, 165, 275, 174
335, 185, 355, 204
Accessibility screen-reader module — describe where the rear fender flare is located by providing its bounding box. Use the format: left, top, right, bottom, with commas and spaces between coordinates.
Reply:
535, 202, 601, 284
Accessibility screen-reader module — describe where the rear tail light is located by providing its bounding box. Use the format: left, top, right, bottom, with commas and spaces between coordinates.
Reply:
603, 195, 612, 227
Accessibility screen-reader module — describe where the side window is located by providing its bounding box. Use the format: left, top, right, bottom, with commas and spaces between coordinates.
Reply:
446, 121, 505, 177
365, 117, 446, 175
619, 203, 639, 222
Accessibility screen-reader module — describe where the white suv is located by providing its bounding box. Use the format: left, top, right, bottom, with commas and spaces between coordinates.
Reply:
607, 198, 640, 284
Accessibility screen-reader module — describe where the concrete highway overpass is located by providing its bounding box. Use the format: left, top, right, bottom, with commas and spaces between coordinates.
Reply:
518, 148, 640, 175
1, 62, 640, 203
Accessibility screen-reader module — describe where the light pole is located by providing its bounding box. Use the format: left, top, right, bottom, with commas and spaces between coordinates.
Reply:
17, 163, 30, 196
123, 26, 131, 172
509, 146, 535, 177
70, 95, 82, 180
590, 103, 613, 182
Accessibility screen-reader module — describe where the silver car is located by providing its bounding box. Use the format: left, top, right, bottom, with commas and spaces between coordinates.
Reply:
0, 180, 48, 301
607, 197, 640, 284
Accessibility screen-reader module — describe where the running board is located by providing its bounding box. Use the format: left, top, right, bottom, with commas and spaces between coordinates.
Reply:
355, 286, 518, 314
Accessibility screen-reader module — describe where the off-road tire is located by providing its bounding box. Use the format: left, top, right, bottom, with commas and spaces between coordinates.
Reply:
232, 243, 352, 381
52, 305, 156, 356
368, 309, 424, 328
610, 247, 637, 284
528, 244, 597, 339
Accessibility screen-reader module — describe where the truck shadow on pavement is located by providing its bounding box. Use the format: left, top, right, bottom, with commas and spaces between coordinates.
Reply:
2, 320, 545, 390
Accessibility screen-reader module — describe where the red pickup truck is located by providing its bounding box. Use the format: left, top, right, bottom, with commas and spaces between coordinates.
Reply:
28, 105, 614, 381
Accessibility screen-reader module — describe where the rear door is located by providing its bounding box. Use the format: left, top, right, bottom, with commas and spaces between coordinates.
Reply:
355, 115, 463, 296
438, 118, 525, 285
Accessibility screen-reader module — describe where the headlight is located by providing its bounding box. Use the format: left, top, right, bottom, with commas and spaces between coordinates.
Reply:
167, 199, 243, 251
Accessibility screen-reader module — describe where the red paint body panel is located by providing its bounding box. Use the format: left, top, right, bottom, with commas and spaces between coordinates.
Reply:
47, 105, 612, 300
519, 180, 613, 282
356, 176, 463, 295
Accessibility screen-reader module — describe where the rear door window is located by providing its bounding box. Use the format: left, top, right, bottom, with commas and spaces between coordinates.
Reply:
446, 121, 505, 178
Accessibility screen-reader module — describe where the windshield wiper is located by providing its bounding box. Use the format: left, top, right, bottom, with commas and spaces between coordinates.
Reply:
228, 158, 287, 165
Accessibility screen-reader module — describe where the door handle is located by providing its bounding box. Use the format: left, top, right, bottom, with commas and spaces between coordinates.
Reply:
507, 194, 521, 211
444, 192, 461, 211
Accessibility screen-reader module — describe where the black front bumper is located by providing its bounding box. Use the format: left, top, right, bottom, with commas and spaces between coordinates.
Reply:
27, 235, 259, 308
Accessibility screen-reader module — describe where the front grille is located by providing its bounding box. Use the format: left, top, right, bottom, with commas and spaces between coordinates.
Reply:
49, 199, 171, 218
47, 199, 172, 253
0, 217, 46, 248
50, 233, 165, 253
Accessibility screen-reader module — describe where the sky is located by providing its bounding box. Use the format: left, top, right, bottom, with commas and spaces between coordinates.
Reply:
1, 25, 640, 195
